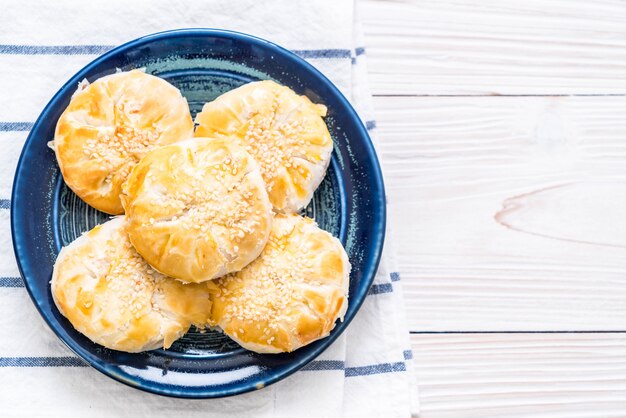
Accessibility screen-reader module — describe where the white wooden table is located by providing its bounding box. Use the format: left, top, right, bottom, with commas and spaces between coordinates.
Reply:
361, 0, 626, 416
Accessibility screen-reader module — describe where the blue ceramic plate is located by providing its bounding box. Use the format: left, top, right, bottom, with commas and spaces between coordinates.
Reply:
11, 29, 385, 398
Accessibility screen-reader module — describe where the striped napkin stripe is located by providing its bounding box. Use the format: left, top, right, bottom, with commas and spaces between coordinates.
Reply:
0, 277, 23, 287
0, 122, 34, 131
0, 356, 408, 378
0, 44, 353, 59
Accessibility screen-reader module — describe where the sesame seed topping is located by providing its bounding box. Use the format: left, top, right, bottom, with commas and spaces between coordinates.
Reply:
125, 140, 271, 271
213, 215, 340, 349
80, 116, 163, 186
225, 94, 311, 193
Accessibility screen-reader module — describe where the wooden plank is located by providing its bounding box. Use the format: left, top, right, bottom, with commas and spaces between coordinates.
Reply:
411, 333, 626, 418
374, 95, 626, 331
361, 0, 626, 95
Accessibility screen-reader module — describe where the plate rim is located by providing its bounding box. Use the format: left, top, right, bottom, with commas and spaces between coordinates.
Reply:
10, 28, 387, 398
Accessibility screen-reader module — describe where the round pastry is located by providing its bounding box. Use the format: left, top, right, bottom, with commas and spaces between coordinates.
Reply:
51, 217, 212, 353
208, 213, 350, 354
194, 80, 333, 213
51, 69, 194, 215
121, 137, 273, 283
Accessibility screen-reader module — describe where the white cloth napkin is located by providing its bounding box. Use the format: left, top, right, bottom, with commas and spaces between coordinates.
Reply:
0, 0, 418, 416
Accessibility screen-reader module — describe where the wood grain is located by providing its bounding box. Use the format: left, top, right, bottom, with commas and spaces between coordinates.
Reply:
411, 333, 626, 418
362, 0, 626, 96
361, 0, 626, 415
374, 95, 626, 331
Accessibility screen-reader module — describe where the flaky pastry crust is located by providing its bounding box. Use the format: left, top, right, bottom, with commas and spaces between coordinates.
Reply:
195, 80, 333, 213
52, 70, 194, 214
208, 214, 350, 353
121, 137, 273, 283
51, 217, 212, 353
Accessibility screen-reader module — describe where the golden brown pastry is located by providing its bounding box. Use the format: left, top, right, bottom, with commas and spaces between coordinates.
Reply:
208, 213, 350, 353
194, 80, 333, 213
121, 137, 273, 283
51, 217, 212, 353
50, 69, 194, 215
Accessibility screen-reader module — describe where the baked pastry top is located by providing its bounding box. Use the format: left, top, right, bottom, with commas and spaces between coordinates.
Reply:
51, 69, 194, 215
50, 76, 352, 355
51, 217, 212, 353
121, 137, 273, 283
194, 80, 333, 213
208, 213, 350, 353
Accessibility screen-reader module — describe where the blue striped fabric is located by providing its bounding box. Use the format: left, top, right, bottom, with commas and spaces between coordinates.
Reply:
304, 360, 409, 377
0, 44, 359, 60
301, 360, 344, 371
403, 350, 413, 360
291, 49, 351, 59
0, 199, 10, 209
0, 45, 114, 55
345, 362, 406, 377
365, 272, 403, 295
368, 283, 393, 295
0, 122, 34, 131
0, 277, 23, 287
0, 356, 409, 378
352, 47, 366, 64
0, 357, 86, 367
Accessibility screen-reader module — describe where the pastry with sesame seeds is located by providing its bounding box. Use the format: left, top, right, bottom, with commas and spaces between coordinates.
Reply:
194, 80, 333, 213
207, 213, 350, 354
49, 69, 194, 215
51, 217, 212, 353
121, 137, 273, 283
